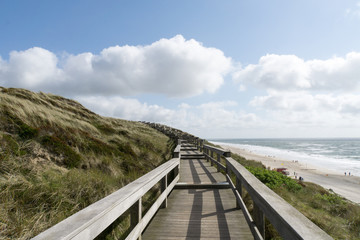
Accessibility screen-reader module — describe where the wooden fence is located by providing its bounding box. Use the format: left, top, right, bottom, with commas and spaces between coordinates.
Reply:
198, 140, 332, 240
32, 145, 181, 240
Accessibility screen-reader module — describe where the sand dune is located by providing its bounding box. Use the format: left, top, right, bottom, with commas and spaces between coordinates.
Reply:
219, 144, 360, 204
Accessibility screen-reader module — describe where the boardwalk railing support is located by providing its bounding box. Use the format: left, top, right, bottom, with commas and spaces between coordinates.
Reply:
202, 143, 332, 240
130, 198, 142, 240
253, 204, 265, 239
161, 174, 168, 208
236, 177, 243, 209
216, 153, 221, 172
32, 144, 182, 240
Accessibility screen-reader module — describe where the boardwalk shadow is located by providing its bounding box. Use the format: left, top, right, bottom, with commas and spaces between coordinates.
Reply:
186, 159, 232, 239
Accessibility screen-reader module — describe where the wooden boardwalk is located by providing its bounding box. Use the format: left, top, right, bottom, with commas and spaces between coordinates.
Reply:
33, 138, 332, 240
143, 144, 253, 239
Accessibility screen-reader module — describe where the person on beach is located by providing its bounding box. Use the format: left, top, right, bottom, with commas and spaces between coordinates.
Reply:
349, 172, 351, 176
345, 172, 347, 176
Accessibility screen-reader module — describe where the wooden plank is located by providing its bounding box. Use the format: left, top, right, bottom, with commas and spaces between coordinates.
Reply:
143, 151, 253, 239
142, 189, 253, 240
179, 158, 225, 183
174, 182, 230, 189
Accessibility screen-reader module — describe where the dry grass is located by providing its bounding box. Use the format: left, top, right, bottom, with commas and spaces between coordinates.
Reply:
0, 87, 175, 239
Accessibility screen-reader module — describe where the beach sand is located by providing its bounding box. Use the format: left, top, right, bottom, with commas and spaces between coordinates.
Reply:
219, 144, 360, 204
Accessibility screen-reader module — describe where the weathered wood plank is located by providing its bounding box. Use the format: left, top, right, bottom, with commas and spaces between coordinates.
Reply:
143, 147, 253, 239
179, 158, 225, 183
143, 188, 253, 239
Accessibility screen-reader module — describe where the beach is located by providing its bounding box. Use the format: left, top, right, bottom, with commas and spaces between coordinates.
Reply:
219, 143, 360, 204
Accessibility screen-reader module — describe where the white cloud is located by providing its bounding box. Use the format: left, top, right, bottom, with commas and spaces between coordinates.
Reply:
251, 91, 360, 115
75, 96, 176, 123
0, 35, 232, 98
249, 91, 360, 132
345, 1, 360, 17
75, 96, 262, 138
233, 53, 360, 92
0, 47, 64, 89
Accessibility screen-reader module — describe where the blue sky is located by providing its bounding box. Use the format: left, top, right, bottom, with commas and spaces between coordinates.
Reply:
1, 0, 360, 138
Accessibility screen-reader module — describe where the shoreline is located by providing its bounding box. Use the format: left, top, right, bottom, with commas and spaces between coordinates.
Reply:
218, 143, 360, 204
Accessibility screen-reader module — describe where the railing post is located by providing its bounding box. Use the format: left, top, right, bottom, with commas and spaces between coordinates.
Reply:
210, 150, 214, 166
253, 203, 265, 239
161, 174, 168, 208
216, 153, 221, 172
226, 159, 231, 176
174, 165, 179, 178
131, 198, 142, 240
236, 177, 243, 209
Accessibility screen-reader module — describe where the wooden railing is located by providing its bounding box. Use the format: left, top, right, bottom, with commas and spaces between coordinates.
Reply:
32, 146, 180, 240
32, 136, 333, 240
197, 141, 332, 240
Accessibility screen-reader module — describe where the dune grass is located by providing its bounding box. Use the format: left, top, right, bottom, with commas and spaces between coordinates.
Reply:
0, 87, 175, 239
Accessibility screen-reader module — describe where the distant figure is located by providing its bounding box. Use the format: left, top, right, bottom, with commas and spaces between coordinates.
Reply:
345, 172, 347, 176
349, 172, 351, 176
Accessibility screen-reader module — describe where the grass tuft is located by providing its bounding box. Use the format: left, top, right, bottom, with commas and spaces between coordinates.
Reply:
40, 135, 82, 168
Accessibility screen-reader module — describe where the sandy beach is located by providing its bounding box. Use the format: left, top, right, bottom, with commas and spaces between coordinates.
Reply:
219, 144, 360, 204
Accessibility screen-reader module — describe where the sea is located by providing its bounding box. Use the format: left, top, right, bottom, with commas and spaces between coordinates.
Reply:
209, 138, 360, 177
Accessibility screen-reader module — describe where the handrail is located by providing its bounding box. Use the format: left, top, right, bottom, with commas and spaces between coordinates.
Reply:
32, 146, 181, 240
173, 144, 181, 158
202, 144, 332, 240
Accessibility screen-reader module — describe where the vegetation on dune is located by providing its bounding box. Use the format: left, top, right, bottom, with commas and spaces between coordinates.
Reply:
2, 86, 360, 240
231, 153, 360, 240
0, 87, 175, 239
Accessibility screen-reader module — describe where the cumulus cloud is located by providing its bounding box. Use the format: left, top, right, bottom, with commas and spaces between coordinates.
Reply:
76, 96, 262, 138
233, 53, 360, 92
0, 47, 64, 89
0, 35, 232, 98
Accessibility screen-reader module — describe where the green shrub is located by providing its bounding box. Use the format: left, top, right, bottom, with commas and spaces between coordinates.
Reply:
315, 192, 344, 204
246, 167, 302, 192
312, 193, 348, 217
